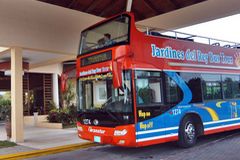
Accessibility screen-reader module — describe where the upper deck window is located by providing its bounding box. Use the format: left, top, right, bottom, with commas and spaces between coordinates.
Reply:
79, 15, 130, 55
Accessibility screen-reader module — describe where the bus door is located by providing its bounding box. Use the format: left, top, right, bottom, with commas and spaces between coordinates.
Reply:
134, 70, 167, 142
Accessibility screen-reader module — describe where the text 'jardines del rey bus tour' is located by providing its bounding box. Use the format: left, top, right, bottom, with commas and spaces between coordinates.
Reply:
76, 12, 240, 147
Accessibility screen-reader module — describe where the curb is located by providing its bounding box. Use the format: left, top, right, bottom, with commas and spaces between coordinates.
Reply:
0, 142, 97, 160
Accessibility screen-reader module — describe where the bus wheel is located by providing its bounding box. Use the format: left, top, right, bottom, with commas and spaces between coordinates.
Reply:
178, 116, 197, 148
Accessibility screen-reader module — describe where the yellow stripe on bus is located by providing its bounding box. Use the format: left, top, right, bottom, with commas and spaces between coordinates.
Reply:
194, 104, 219, 121
204, 107, 219, 121
216, 101, 225, 108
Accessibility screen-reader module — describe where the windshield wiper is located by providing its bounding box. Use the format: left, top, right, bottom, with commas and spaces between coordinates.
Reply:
100, 96, 112, 109
99, 97, 123, 123
102, 107, 122, 123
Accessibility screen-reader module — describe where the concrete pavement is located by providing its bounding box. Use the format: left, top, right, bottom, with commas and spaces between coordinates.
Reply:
18, 126, 87, 149
0, 123, 90, 156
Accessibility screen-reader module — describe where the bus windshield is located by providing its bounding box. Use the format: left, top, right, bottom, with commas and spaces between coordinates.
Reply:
79, 15, 130, 55
77, 71, 133, 113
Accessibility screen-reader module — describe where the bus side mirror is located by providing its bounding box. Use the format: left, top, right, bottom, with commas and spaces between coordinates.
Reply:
112, 61, 122, 88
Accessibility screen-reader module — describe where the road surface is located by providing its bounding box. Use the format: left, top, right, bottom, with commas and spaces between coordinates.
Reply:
27, 130, 240, 160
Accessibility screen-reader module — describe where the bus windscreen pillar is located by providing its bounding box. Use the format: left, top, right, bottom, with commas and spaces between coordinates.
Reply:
11, 47, 24, 143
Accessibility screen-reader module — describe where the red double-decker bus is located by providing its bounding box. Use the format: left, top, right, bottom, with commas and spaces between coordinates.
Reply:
76, 12, 240, 147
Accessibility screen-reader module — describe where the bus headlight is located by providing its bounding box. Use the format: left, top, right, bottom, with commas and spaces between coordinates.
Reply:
114, 129, 127, 136
77, 126, 83, 132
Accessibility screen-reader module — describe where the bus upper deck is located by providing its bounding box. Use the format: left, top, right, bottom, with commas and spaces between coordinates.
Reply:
78, 12, 240, 75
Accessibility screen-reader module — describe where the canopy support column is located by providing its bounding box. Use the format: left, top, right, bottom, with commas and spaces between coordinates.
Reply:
52, 73, 59, 108
11, 47, 24, 143
126, 0, 133, 12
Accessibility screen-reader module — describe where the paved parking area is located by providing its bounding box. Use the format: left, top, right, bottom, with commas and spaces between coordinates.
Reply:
28, 130, 240, 160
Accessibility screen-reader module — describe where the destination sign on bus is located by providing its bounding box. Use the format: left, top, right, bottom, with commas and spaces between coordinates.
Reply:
151, 44, 234, 66
81, 51, 112, 67
79, 66, 110, 77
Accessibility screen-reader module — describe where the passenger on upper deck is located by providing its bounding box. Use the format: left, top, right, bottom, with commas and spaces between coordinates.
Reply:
103, 33, 114, 45
98, 33, 114, 47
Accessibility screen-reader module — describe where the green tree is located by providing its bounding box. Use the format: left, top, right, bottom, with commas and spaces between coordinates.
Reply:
0, 93, 11, 121
2, 92, 10, 100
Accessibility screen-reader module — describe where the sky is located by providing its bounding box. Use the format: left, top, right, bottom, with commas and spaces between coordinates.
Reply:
176, 14, 240, 44
0, 92, 6, 96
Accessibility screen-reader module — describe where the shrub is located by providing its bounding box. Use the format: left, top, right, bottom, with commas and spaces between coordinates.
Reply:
68, 104, 77, 123
47, 79, 77, 127
47, 109, 60, 123
59, 111, 72, 126
48, 101, 58, 112
0, 99, 11, 121
47, 106, 77, 126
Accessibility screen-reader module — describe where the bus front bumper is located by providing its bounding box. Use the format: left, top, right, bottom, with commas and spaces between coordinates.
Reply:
77, 122, 136, 147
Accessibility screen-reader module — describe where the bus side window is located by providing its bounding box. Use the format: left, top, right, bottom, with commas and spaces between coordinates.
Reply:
164, 75, 182, 104
201, 74, 222, 100
222, 75, 240, 99
180, 72, 202, 103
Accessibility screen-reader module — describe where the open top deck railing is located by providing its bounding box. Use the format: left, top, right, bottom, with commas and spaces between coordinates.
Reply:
136, 24, 240, 49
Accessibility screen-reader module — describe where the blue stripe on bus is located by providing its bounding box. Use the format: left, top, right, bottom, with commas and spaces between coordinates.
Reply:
164, 71, 192, 105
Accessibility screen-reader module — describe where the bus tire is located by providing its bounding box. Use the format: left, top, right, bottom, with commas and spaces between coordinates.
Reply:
178, 116, 197, 148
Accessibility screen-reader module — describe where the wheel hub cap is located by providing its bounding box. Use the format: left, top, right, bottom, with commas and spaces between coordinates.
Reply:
185, 122, 195, 141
